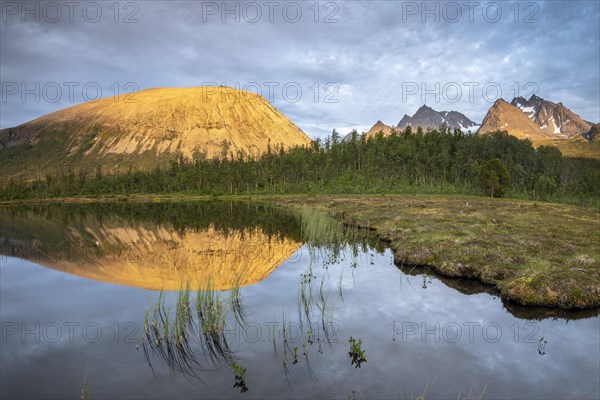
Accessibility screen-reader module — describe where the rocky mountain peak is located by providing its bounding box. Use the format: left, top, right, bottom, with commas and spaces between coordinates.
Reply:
397, 105, 479, 132
509, 94, 591, 138
364, 120, 393, 138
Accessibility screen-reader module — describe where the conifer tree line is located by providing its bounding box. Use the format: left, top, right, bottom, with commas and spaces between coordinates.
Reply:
1, 127, 598, 205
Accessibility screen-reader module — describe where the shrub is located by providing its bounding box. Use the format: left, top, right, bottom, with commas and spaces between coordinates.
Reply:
535, 175, 558, 198
479, 158, 511, 197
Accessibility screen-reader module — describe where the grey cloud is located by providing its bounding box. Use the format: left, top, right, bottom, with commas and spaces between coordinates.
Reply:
1, 0, 598, 136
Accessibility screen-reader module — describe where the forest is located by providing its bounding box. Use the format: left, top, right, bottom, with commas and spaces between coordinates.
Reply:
1, 127, 598, 206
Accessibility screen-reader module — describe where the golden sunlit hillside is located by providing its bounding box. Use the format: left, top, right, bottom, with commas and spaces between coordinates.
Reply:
2, 222, 301, 291
478, 99, 553, 141
478, 99, 599, 159
0, 87, 313, 178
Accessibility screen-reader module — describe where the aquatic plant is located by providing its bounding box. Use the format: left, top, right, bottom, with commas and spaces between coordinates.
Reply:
317, 275, 335, 345
196, 280, 235, 366
174, 281, 193, 347
291, 347, 299, 364
80, 368, 91, 400
142, 288, 204, 381
228, 282, 247, 327
280, 312, 293, 388
298, 265, 314, 330
537, 337, 548, 356
347, 387, 365, 400
348, 336, 367, 368
292, 206, 375, 258
231, 362, 249, 393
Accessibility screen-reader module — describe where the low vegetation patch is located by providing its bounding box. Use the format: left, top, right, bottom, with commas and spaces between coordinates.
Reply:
278, 195, 600, 309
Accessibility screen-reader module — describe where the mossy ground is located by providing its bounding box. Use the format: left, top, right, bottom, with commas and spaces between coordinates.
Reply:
276, 194, 600, 309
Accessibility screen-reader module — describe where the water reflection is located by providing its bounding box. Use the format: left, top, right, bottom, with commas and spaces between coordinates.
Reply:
0, 202, 307, 290
1, 202, 599, 399
139, 254, 359, 390
0, 202, 383, 393
141, 281, 257, 390
397, 263, 600, 320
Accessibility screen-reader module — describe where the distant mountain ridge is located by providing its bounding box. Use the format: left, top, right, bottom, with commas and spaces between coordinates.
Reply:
479, 95, 595, 141
510, 95, 591, 138
478, 99, 552, 141
397, 105, 480, 132
350, 95, 597, 158
364, 121, 393, 138
479, 96, 598, 158
339, 95, 597, 158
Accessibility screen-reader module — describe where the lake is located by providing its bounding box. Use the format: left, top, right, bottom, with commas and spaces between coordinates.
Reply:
1, 202, 598, 399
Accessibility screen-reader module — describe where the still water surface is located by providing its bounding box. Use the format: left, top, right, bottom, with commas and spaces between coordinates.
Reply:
1, 202, 598, 399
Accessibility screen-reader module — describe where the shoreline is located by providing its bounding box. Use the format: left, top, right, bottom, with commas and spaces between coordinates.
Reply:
2, 193, 599, 309
276, 195, 600, 309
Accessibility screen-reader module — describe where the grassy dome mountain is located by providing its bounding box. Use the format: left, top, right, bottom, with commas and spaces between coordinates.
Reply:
0, 87, 313, 178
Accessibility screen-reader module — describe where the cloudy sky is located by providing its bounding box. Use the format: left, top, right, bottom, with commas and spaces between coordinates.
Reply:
1, 0, 598, 137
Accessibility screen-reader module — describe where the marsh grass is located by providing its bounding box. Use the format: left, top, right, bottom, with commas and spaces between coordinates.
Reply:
143, 288, 205, 381
281, 312, 293, 388
229, 281, 246, 327
458, 383, 489, 400
175, 282, 193, 347
280, 195, 600, 308
296, 206, 349, 247
298, 265, 314, 330
317, 275, 336, 346
338, 270, 344, 302
277, 252, 347, 389
196, 280, 235, 366
143, 279, 245, 381
272, 323, 278, 361
398, 380, 489, 400
292, 206, 376, 262
80, 368, 90, 400
299, 268, 331, 345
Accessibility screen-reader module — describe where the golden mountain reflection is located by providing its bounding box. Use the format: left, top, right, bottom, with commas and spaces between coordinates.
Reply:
0, 203, 303, 290
45, 227, 299, 290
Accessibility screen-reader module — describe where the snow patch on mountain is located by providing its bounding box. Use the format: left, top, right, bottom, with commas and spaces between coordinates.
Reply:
510, 95, 591, 138
397, 105, 478, 132
550, 116, 562, 134
520, 105, 536, 114
513, 99, 537, 114
458, 121, 480, 132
